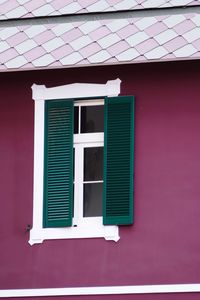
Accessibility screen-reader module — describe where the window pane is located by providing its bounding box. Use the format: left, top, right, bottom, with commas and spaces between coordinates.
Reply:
74, 106, 79, 134
81, 106, 104, 133
83, 183, 102, 217
84, 147, 103, 181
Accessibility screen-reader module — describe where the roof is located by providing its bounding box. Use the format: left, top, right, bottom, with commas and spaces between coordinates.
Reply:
0, 0, 200, 19
0, 1, 200, 72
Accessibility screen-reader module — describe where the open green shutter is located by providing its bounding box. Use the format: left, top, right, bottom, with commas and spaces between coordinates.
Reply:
43, 100, 73, 228
103, 96, 134, 225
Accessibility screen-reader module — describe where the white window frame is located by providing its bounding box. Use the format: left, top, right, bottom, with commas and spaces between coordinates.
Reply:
29, 79, 121, 245
73, 100, 104, 228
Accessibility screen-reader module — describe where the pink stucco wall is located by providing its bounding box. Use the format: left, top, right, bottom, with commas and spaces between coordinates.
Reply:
0, 60, 200, 299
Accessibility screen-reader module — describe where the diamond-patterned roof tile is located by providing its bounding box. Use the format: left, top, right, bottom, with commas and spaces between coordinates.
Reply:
135, 38, 159, 55
174, 19, 196, 35
5, 55, 28, 68
42, 37, 65, 53
107, 40, 129, 56
24, 46, 46, 61
154, 29, 177, 45
164, 36, 187, 52
145, 45, 168, 59
0, 40, 10, 53
59, 2, 82, 14
80, 42, 101, 58
51, 44, 73, 60
174, 44, 197, 57
32, 53, 55, 67
1, 10, 200, 71
71, 35, 92, 51
163, 15, 186, 28
106, 19, 129, 32
183, 27, 200, 42
116, 48, 140, 61
89, 25, 111, 41
60, 52, 83, 65
127, 31, 149, 47
88, 49, 111, 63
191, 14, 200, 26
97, 33, 120, 48
16, 39, 37, 54
0, 27, 19, 40
0, 0, 200, 19
6, 31, 27, 47
79, 21, 102, 34
0, 48, 18, 64
51, 24, 74, 36
135, 17, 157, 30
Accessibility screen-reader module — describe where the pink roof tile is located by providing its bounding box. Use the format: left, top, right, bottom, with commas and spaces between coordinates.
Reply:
174, 20, 196, 35
0, 48, 18, 63
1, 12, 200, 71
193, 38, 200, 49
145, 22, 168, 36
164, 36, 188, 52
191, 51, 200, 58
163, 53, 176, 59
107, 40, 130, 56
51, 0, 74, 11
23, 46, 46, 61
51, 44, 74, 60
89, 26, 111, 41
117, 24, 138, 39
24, 0, 46, 12
7, 32, 27, 47
135, 38, 159, 55
79, 42, 102, 58
0, 0, 19, 16
61, 28, 82, 43
106, 57, 119, 64
107, 0, 122, 5
1, 0, 200, 19
34, 30, 55, 45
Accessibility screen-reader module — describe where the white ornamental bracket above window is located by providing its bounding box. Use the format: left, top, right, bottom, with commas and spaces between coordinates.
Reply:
31, 79, 121, 101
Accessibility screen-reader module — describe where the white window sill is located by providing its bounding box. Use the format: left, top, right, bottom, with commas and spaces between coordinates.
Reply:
29, 218, 119, 245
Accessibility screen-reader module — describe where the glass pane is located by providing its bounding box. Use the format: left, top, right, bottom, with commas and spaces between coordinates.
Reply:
83, 183, 102, 217
81, 105, 104, 133
74, 106, 79, 134
84, 147, 103, 181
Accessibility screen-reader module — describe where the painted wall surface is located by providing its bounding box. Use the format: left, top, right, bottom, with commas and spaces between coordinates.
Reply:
0, 60, 200, 298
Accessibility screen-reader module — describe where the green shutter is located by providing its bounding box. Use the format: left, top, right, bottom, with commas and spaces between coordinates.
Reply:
43, 100, 73, 228
103, 96, 134, 225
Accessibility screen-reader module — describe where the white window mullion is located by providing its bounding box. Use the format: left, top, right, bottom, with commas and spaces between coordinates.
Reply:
78, 106, 81, 134
75, 144, 84, 224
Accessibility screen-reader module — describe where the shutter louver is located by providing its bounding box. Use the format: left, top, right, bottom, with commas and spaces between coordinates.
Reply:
103, 96, 134, 225
43, 100, 73, 228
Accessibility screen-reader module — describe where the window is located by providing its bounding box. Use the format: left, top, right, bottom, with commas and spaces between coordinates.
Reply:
73, 100, 104, 226
29, 79, 134, 245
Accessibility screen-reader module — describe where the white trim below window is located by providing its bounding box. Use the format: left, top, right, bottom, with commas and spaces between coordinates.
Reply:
29, 79, 121, 245
1, 284, 200, 298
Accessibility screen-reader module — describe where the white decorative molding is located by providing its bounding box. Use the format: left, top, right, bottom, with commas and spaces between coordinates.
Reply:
1, 284, 200, 298
31, 78, 121, 101
29, 217, 119, 246
29, 79, 121, 245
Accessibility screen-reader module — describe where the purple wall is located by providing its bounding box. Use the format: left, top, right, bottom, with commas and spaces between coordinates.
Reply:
0, 60, 200, 298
